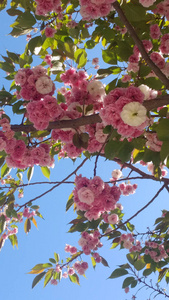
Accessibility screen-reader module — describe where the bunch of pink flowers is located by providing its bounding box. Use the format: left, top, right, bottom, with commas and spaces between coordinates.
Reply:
79, 0, 116, 21
73, 174, 121, 221
100, 86, 148, 138
15, 65, 55, 101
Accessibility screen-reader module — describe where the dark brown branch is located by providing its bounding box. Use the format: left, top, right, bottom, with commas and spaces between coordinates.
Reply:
102, 183, 166, 237
143, 95, 169, 110
113, 1, 169, 89
11, 114, 102, 133
113, 157, 169, 185
129, 265, 169, 298
120, 183, 166, 226
9, 94, 169, 133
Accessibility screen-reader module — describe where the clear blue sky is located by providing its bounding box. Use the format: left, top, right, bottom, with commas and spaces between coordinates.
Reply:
0, 5, 169, 300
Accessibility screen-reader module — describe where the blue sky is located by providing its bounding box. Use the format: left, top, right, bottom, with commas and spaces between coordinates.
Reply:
0, 4, 169, 300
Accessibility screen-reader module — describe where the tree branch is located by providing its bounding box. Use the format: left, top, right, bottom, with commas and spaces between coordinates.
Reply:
11, 114, 102, 133
113, 1, 169, 89
9, 94, 169, 133
17, 157, 88, 210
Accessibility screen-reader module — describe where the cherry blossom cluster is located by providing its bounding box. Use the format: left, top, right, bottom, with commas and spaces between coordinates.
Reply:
127, 40, 153, 74
124, 31, 169, 78
139, 161, 168, 178
15, 65, 55, 101
22, 207, 37, 219
0, 130, 54, 169
139, 0, 156, 8
26, 96, 64, 130
79, 0, 116, 21
153, 0, 169, 21
144, 133, 163, 152
144, 241, 169, 262
35, 0, 62, 16
51, 69, 107, 158
120, 233, 142, 252
78, 230, 103, 255
0, 204, 19, 244
100, 86, 148, 138
50, 244, 89, 286
119, 183, 137, 196
73, 174, 121, 221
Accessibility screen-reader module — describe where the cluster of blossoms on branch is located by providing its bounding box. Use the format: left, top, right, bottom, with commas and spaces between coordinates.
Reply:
74, 174, 121, 221
0, 114, 54, 169
1, 62, 166, 170
100, 86, 148, 138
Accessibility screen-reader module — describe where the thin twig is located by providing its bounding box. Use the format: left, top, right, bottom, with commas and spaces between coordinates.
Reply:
102, 184, 166, 237
17, 157, 88, 210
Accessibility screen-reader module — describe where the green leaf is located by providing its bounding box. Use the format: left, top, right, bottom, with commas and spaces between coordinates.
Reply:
0, 0, 7, 11
69, 273, 80, 285
28, 36, 42, 54
91, 256, 96, 269
105, 78, 117, 93
123, 1, 146, 22
64, 41, 76, 59
109, 268, 128, 279
102, 49, 117, 65
0, 61, 15, 73
44, 269, 53, 287
49, 258, 56, 264
156, 119, 169, 141
73, 133, 82, 149
6, 8, 22, 16
85, 40, 95, 49
15, 11, 36, 28
126, 253, 137, 266
1, 163, 11, 178
158, 107, 168, 118
116, 40, 133, 61
24, 218, 31, 234
105, 140, 120, 160
158, 268, 168, 283
10, 27, 32, 37
122, 276, 135, 288
134, 256, 146, 271
32, 263, 52, 270
31, 205, 40, 210
8, 234, 18, 248
130, 280, 137, 288
27, 167, 34, 182
40, 167, 50, 180
32, 272, 46, 289
100, 256, 109, 267
12, 100, 25, 114
0, 157, 5, 168
97, 67, 121, 79
66, 193, 74, 212
143, 268, 153, 276
126, 222, 135, 232
54, 253, 60, 263
0, 90, 12, 100
105, 139, 133, 162
0, 214, 6, 233
74, 49, 87, 68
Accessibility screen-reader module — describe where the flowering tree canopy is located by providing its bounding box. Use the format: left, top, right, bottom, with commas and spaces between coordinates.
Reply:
1, 0, 169, 298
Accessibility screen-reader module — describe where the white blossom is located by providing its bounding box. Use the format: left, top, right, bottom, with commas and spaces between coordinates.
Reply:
138, 84, 151, 100
87, 80, 105, 98
111, 169, 122, 179
35, 76, 53, 94
120, 102, 147, 126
